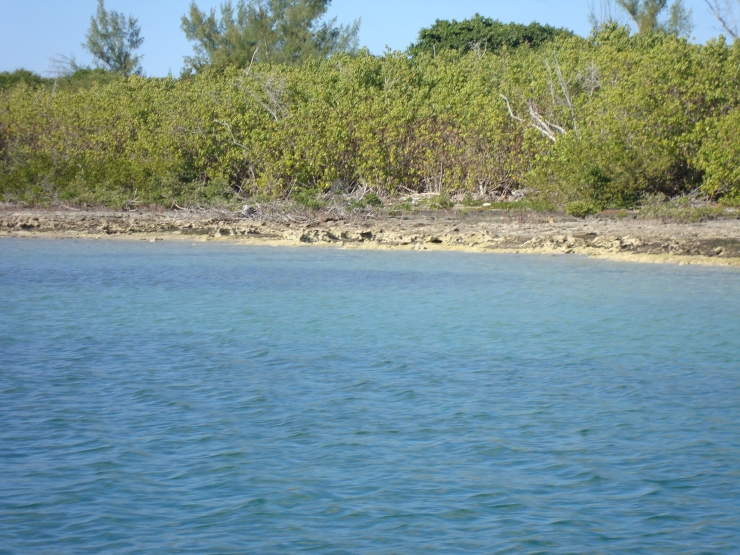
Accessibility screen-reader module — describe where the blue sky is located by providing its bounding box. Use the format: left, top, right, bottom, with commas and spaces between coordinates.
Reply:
0, 0, 730, 77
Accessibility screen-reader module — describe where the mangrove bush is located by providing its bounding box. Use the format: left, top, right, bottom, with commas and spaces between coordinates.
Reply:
2, 26, 740, 209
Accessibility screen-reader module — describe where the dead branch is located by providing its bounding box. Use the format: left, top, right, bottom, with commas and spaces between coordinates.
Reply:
216, 120, 248, 151
238, 195, 380, 225
704, 0, 739, 38
500, 95, 524, 122
470, 41, 488, 60
552, 55, 578, 135
544, 55, 578, 136
578, 62, 601, 97
501, 95, 567, 142
236, 49, 289, 123
528, 101, 566, 142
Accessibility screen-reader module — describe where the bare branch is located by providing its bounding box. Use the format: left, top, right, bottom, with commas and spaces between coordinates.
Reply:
500, 95, 524, 122
245, 46, 259, 77
528, 101, 567, 142
216, 120, 248, 151
501, 94, 567, 142
552, 55, 578, 135
236, 69, 288, 122
704, 0, 739, 38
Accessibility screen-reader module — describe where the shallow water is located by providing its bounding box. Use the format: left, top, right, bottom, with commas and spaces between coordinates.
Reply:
1, 239, 739, 554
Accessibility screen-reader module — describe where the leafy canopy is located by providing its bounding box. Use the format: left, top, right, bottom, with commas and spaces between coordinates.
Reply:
408, 14, 573, 57
616, 0, 693, 36
83, 0, 144, 76
0, 69, 47, 91
181, 0, 359, 73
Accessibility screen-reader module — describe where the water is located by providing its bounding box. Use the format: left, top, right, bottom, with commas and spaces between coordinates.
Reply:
1, 238, 739, 554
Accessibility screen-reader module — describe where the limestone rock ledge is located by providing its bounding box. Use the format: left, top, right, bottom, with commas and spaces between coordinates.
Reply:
2, 209, 739, 266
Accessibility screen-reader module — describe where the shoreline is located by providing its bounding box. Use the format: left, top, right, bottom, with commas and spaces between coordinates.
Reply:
2, 207, 740, 267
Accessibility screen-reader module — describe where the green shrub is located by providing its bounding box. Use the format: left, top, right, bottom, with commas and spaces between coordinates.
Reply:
463, 194, 484, 206
409, 15, 573, 56
638, 194, 735, 222
2, 31, 740, 209
566, 201, 599, 218
427, 194, 455, 209
388, 201, 412, 215
364, 192, 383, 207
0, 69, 49, 90
293, 188, 327, 209
696, 108, 740, 205
529, 31, 740, 209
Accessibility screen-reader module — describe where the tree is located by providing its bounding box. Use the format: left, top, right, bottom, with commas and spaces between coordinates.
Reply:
704, 0, 739, 38
409, 14, 573, 57
588, 0, 628, 30
181, 0, 360, 73
83, 0, 144, 75
616, 0, 693, 36
0, 69, 49, 90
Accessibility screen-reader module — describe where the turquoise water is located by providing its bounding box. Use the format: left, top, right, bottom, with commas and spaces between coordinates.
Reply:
1, 239, 739, 554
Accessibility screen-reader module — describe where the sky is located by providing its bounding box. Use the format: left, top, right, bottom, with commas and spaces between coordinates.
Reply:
0, 0, 732, 77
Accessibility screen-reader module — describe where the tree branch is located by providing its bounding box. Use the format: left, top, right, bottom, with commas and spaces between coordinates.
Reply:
500, 94, 524, 122
704, 0, 739, 38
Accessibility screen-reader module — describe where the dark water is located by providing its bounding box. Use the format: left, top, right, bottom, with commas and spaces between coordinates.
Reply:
1, 239, 739, 554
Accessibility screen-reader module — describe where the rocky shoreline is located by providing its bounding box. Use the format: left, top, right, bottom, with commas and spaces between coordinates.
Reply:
2, 207, 740, 266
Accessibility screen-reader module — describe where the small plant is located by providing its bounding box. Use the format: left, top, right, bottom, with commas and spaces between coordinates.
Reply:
428, 194, 454, 209
517, 199, 556, 213
463, 194, 484, 207
565, 200, 599, 218
293, 188, 326, 210
348, 192, 382, 211
638, 194, 733, 222
388, 201, 412, 216
364, 192, 383, 207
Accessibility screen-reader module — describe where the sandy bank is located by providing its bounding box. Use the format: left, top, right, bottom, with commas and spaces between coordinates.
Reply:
2, 207, 740, 267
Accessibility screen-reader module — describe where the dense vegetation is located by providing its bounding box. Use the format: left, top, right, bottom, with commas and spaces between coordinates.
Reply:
2, 25, 740, 211
408, 15, 572, 56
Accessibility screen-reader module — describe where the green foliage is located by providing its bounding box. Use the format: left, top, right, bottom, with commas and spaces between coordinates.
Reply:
364, 192, 383, 207
0, 68, 123, 94
84, 0, 144, 76
293, 187, 326, 209
409, 14, 572, 56
696, 108, 740, 205
616, 0, 693, 36
638, 194, 736, 221
347, 193, 382, 211
664, 0, 693, 36
387, 201, 412, 216
2, 30, 740, 210
529, 31, 740, 208
425, 195, 454, 209
566, 201, 600, 218
0, 70, 49, 90
58, 68, 124, 90
181, 0, 359, 73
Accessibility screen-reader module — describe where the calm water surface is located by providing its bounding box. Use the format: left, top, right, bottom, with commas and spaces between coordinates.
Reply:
1, 239, 739, 554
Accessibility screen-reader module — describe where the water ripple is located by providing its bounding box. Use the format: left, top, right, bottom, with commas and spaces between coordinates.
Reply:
1, 240, 739, 554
